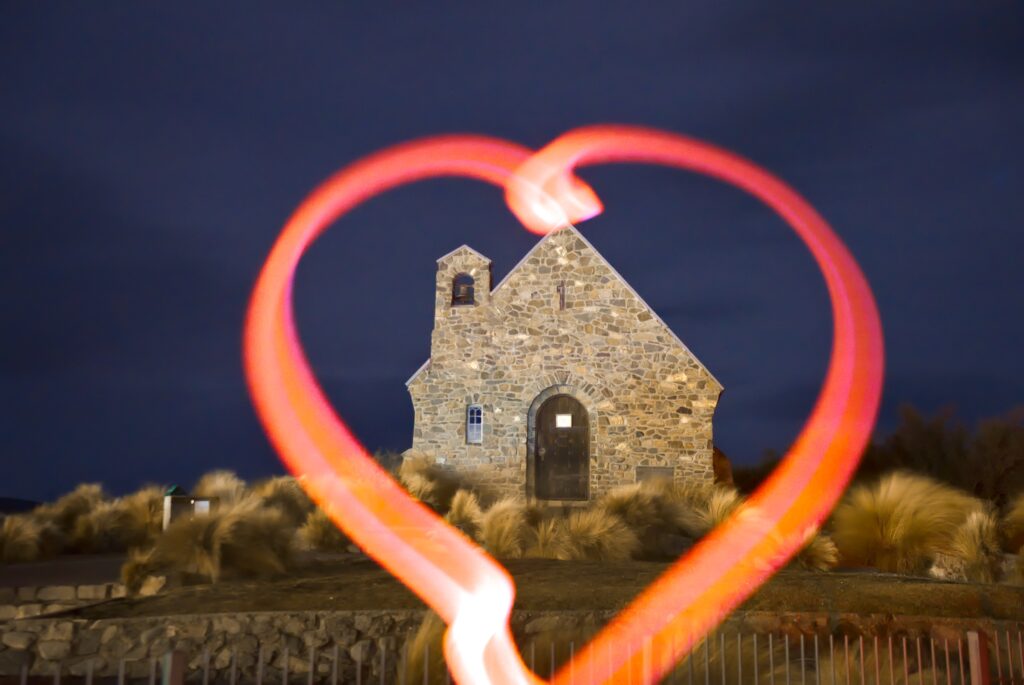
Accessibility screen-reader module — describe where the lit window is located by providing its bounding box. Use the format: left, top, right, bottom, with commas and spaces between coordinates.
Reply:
555, 413, 572, 428
466, 404, 483, 444
452, 273, 475, 306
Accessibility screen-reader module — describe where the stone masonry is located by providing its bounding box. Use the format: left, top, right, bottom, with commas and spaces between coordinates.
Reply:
1, 609, 1016, 680
407, 225, 722, 500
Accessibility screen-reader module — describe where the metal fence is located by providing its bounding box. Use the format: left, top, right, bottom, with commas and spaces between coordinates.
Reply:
8, 626, 1023, 684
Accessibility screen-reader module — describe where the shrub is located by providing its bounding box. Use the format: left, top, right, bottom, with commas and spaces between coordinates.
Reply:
929, 508, 1003, 583
478, 498, 533, 559
793, 531, 839, 572
193, 470, 247, 504
831, 471, 985, 574
445, 490, 484, 540
400, 611, 447, 684
297, 508, 350, 553
561, 508, 639, 561
401, 611, 599, 683
525, 517, 571, 560
250, 476, 314, 527
696, 486, 744, 533
1, 515, 54, 562
1002, 492, 1024, 552
33, 483, 106, 534
597, 481, 703, 558
121, 498, 294, 591
397, 456, 461, 514
70, 485, 164, 553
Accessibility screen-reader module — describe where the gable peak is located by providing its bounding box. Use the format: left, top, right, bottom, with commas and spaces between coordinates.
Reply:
436, 244, 490, 264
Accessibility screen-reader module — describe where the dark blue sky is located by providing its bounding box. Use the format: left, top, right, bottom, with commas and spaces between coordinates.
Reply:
2, 4, 1022, 501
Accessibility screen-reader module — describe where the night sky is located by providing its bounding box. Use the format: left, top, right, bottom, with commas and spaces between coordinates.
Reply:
2, 4, 1022, 502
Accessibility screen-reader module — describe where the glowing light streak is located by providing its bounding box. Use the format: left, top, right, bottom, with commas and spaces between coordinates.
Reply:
244, 127, 884, 684
506, 126, 884, 683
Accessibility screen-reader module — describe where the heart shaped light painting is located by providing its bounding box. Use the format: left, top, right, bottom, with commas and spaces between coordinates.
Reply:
243, 125, 884, 684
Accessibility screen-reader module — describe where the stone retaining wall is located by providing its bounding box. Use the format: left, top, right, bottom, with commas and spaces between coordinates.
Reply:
0, 583, 126, 621
1, 609, 1020, 680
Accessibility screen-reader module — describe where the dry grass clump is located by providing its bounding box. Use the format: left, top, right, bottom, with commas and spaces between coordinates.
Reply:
793, 531, 840, 572
69, 485, 164, 553
400, 611, 447, 684
561, 508, 639, 561
193, 470, 247, 504
477, 498, 639, 562
696, 486, 744, 532
121, 499, 294, 592
1002, 492, 1024, 552
397, 455, 461, 513
33, 483, 107, 534
250, 476, 314, 526
479, 498, 538, 558
445, 490, 484, 539
831, 471, 985, 574
929, 508, 1003, 583
400, 611, 599, 683
597, 481, 703, 558
1, 515, 62, 562
297, 507, 350, 552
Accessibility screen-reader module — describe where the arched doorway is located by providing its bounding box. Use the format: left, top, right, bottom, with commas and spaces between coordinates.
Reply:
533, 394, 589, 500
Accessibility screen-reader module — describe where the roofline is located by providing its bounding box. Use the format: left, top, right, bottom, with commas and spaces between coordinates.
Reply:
407, 225, 722, 390
405, 358, 430, 386
435, 244, 491, 264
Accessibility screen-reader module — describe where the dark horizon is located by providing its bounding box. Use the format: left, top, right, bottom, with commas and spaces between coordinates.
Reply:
2, 4, 1022, 501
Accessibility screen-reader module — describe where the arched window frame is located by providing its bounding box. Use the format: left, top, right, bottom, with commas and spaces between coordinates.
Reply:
451, 273, 475, 306
466, 404, 483, 444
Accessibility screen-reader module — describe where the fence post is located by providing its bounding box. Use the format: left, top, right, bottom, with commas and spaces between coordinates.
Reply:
966, 631, 991, 685
162, 650, 186, 685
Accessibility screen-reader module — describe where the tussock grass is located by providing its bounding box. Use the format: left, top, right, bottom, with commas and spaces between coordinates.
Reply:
561, 508, 639, 561
70, 485, 164, 553
1, 515, 62, 562
193, 470, 247, 504
1003, 492, 1024, 552
297, 508, 350, 553
397, 455, 461, 513
445, 489, 484, 539
793, 531, 840, 572
775, 642, 951, 685
930, 508, 1003, 583
401, 611, 599, 683
696, 486, 744, 533
526, 517, 571, 559
597, 481, 704, 558
831, 471, 985, 574
121, 498, 294, 591
479, 498, 535, 559
400, 611, 447, 684
250, 476, 314, 526
33, 483, 106, 533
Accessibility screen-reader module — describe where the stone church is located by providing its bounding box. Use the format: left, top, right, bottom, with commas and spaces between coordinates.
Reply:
406, 225, 722, 502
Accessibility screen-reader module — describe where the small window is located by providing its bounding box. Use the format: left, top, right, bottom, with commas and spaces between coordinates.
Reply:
452, 273, 475, 306
557, 281, 566, 310
466, 404, 483, 444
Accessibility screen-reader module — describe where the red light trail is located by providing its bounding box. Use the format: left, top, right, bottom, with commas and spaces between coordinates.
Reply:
243, 127, 884, 683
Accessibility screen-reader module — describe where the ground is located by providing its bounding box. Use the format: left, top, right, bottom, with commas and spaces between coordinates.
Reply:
32, 556, 1024, 621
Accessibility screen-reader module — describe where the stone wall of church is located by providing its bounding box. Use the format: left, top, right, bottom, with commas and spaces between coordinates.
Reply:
407, 228, 721, 501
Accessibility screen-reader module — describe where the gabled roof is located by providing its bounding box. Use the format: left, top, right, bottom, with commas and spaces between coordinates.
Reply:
435, 244, 491, 264
407, 224, 721, 389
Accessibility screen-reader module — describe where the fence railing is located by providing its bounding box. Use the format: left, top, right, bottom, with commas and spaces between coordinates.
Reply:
8, 627, 1023, 684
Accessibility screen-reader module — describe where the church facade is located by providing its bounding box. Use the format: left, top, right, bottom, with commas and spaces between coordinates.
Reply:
406, 225, 722, 501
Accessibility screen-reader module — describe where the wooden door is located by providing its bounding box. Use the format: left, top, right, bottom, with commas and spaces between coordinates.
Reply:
535, 394, 589, 500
